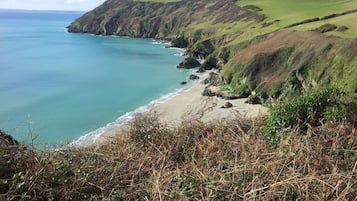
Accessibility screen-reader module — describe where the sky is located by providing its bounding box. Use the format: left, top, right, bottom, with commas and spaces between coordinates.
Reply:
0, 0, 107, 11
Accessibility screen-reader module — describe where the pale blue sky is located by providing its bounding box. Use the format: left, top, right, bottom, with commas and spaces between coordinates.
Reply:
0, 0, 106, 11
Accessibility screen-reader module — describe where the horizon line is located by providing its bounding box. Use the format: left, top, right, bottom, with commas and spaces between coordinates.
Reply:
0, 8, 88, 12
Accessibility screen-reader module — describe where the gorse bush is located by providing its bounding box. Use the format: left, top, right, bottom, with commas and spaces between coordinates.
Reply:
264, 87, 357, 143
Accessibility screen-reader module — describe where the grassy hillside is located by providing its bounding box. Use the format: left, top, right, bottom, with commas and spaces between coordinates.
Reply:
291, 12, 357, 38
206, 0, 357, 103
237, 0, 357, 29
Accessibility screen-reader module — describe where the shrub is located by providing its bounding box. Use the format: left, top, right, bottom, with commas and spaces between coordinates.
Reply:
129, 112, 168, 146
263, 87, 354, 143
312, 23, 338, 33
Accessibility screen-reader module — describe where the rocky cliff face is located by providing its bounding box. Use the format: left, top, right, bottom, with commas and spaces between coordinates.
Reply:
68, 0, 263, 39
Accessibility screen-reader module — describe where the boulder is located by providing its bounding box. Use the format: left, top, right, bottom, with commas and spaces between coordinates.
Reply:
177, 57, 201, 69
189, 74, 200, 80
196, 67, 205, 73
201, 78, 210, 85
221, 102, 233, 108
246, 95, 262, 104
201, 55, 218, 70
202, 87, 215, 96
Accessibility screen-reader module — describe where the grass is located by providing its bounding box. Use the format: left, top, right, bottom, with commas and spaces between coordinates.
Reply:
236, 0, 357, 27
184, 0, 357, 48
1, 113, 357, 200
290, 12, 357, 38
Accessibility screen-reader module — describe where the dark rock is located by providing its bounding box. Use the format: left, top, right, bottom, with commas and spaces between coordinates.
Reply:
201, 78, 210, 85
201, 55, 219, 70
189, 74, 200, 80
202, 87, 215, 96
221, 102, 233, 109
246, 95, 262, 104
216, 92, 223, 98
190, 39, 215, 58
207, 72, 222, 86
196, 67, 206, 73
171, 36, 189, 48
180, 81, 187, 85
177, 57, 201, 69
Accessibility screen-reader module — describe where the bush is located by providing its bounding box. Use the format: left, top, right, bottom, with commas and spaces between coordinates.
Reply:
312, 23, 338, 33
263, 87, 355, 143
129, 112, 168, 146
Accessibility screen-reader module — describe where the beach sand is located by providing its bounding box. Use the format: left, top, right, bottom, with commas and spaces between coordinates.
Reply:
95, 72, 268, 145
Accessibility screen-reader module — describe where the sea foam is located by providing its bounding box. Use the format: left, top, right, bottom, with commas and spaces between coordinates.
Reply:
70, 84, 192, 147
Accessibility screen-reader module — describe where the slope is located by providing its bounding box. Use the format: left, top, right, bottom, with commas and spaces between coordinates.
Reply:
68, 0, 357, 104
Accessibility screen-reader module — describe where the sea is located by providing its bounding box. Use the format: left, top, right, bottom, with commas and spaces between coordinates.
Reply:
0, 9, 190, 148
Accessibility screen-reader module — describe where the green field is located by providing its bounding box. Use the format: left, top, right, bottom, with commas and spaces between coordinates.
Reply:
236, 0, 357, 38
291, 12, 357, 38
237, 0, 357, 27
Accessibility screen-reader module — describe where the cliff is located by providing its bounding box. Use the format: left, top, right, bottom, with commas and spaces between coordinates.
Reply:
68, 0, 263, 38
68, 0, 357, 103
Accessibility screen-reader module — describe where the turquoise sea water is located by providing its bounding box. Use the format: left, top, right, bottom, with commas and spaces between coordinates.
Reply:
0, 10, 189, 147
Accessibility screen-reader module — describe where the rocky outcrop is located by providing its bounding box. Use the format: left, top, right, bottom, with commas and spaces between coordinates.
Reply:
177, 57, 200, 69
189, 74, 200, 80
201, 55, 219, 70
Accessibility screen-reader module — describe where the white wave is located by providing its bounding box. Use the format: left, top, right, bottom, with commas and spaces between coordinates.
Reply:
174, 52, 185, 57
70, 85, 192, 147
151, 39, 171, 46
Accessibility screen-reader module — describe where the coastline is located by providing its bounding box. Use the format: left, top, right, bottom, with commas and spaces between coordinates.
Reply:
69, 83, 193, 147
93, 71, 268, 146
69, 39, 189, 147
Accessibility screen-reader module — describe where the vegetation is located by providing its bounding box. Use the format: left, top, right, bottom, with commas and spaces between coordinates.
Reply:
68, 0, 357, 102
264, 87, 357, 143
236, 0, 357, 30
3, 0, 357, 200
1, 110, 357, 200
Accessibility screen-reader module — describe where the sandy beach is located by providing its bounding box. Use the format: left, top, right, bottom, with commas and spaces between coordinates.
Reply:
95, 71, 268, 145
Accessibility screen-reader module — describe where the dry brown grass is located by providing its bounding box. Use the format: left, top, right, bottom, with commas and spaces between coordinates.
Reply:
234, 30, 338, 64
1, 114, 357, 200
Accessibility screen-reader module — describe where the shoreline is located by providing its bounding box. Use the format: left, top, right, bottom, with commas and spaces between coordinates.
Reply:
70, 81, 194, 147
68, 38, 188, 147
92, 71, 268, 146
